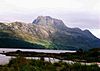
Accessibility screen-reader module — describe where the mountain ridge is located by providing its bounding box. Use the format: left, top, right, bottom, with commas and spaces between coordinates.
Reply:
0, 16, 100, 50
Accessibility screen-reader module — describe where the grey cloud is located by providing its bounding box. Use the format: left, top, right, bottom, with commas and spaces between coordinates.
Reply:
61, 12, 100, 29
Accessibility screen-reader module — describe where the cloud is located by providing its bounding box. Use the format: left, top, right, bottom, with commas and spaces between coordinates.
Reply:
61, 12, 100, 29
90, 29, 100, 38
1, 0, 82, 9
0, 0, 100, 13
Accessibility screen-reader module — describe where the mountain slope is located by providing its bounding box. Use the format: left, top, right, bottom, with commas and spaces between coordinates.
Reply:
0, 31, 45, 48
0, 16, 100, 50
32, 16, 100, 50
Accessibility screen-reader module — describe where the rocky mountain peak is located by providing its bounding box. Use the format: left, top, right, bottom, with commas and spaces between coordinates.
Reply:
32, 16, 67, 30
33, 16, 63, 24
37, 16, 52, 20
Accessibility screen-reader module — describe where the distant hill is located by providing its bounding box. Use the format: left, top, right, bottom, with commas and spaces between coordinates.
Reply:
0, 31, 45, 49
0, 16, 100, 50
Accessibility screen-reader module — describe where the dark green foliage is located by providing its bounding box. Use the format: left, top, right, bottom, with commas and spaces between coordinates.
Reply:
59, 48, 100, 62
0, 38, 45, 49
0, 56, 100, 71
0, 32, 45, 49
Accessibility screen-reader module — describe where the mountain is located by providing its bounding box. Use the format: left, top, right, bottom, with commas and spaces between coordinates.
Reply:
0, 16, 100, 50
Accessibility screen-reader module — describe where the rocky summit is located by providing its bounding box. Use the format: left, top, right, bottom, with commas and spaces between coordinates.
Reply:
0, 16, 100, 50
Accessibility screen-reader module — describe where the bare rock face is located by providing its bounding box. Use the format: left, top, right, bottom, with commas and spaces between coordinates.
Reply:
33, 16, 67, 30
0, 16, 100, 50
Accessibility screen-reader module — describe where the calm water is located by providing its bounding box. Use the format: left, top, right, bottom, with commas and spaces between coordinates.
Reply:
0, 54, 11, 65
0, 48, 76, 53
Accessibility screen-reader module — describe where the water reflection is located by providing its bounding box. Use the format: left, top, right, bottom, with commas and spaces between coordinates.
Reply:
0, 54, 11, 65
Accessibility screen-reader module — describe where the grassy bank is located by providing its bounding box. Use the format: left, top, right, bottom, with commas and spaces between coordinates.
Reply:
0, 56, 100, 71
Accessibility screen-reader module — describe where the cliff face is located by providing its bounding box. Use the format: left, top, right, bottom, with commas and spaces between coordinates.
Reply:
0, 16, 100, 50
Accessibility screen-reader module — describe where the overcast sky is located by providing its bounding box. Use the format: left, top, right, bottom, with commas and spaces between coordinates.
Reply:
0, 0, 100, 38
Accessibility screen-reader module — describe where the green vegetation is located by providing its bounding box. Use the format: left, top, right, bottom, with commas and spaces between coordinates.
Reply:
0, 30, 53, 49
0, 31, 45, 48
33, 40, 54, 49
60, 48, 100, 62
0, 56, 100, 71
